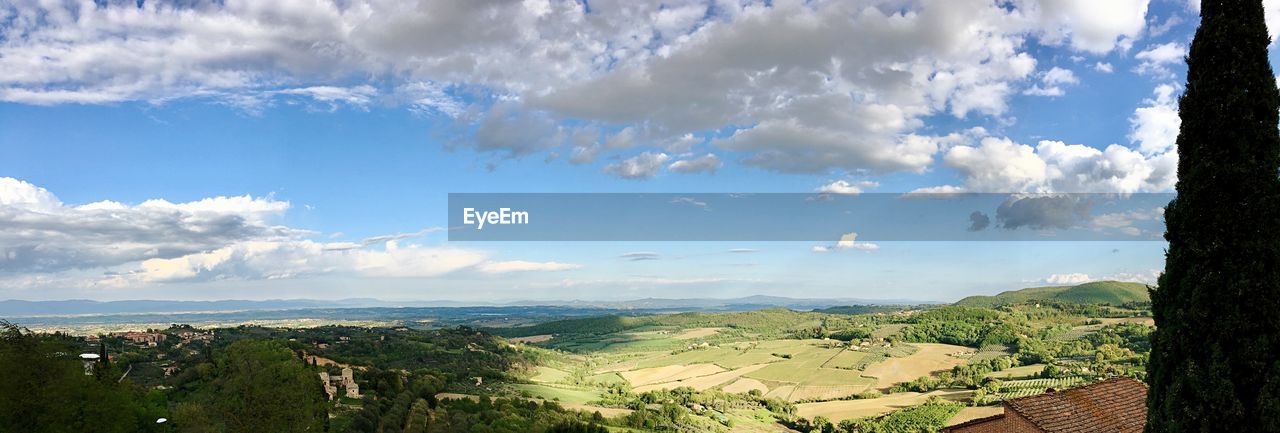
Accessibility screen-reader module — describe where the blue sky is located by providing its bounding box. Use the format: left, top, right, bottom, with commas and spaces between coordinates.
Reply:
0, 0, 1251, 302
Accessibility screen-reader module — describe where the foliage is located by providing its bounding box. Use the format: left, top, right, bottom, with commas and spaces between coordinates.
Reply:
955, 281, 1149, 307
0, 321, 163, 433
169, 339, 327, 433
897, 307, 1025, 347
789, 398, 962, 433
1147, 0, 1280, 430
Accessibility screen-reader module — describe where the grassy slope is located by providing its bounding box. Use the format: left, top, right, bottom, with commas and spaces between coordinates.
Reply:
954, 281, 1150, 307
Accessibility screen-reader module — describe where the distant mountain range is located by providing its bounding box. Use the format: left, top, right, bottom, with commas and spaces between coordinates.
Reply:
953, 281, 1151, 307
0, 295, 939, 318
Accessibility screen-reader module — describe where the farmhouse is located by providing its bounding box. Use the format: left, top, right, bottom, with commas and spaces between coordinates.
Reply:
944, 378, 1147, 433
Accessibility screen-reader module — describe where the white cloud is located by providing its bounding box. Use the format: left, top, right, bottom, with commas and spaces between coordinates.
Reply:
1134, 42, 1187, 78
0, 177, 570, 288
1101, 269, 1161, 284
1031, 0, 1150, 53
1024, 66, 1078, 97
0, 0, 1173, 177
397, 81, 465, 118
668, 154, 723, 175
1045, 273, 1093, 285
944, 137, 1049, 192
1094, 62, 1114, 73
0, 0, 1137, 176
816, 180, 879, 195
1023, 85, 1065, 97
475, 260, 581, 274
274, 85, 378, 110
941, 135, 1176, 193
603, 152, 670, 179
0, 177, 296, 273
938, 82, 1181, 194
1129, 84, 1181, 155
906, 185, 968, 195
1043, 67, 1079, 85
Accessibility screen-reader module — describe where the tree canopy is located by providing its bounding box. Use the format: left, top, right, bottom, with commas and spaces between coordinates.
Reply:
1147, 0, 1280, 430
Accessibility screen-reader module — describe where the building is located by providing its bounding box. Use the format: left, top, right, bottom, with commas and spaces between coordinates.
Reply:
341, 367, 360, 398
113, 332, 167, 345
318, 367, 360, 400
944, 378, 1147, 433
79, 353, 100, 375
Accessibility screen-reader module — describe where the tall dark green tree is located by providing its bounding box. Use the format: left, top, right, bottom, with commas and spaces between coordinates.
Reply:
1148, 0, 1280, 431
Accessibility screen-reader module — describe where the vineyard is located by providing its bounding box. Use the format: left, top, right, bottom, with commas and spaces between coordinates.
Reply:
980, 377, 1088, 403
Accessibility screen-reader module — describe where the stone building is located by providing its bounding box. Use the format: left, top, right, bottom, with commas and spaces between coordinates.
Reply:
318, 368, 360, 400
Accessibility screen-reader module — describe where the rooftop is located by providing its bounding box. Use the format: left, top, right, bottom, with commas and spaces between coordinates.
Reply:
1006, 377, 1148, 433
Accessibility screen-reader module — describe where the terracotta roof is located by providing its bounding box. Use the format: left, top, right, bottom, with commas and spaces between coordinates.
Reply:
942, 414, 1004, 432
1005, 377, 1148, 433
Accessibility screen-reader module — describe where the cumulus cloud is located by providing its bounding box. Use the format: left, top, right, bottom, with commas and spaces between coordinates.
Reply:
1094, 62, 1114, 73
1045, 273, 1093, 285
1024, 66, 1079, 97
0, 177, 297, 273
0, 0, 1154, 175
668, 154, 723, 175
944, 137, 1048, 192
995, 194, 1093, 230
1129, 84, 1181, 155
0, 177, 572, 288
936, 82, 1180, 194
1031, 0, 1150, 53
603, 152, 670, 179
816, 180, 879, 195
1134, 42, 1187, 78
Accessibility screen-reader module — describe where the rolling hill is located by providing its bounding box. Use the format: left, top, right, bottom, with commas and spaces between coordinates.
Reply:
954, 281, 1150, 307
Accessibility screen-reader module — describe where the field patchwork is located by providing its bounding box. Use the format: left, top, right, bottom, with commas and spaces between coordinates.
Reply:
632, 363, 769, 393
619, 364, 726, 387
795, 389, 971, 422
861, 343, 974, 389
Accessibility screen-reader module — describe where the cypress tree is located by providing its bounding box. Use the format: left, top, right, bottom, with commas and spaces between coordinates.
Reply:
98, 340, 109, 368
1147, 0, 1280, 431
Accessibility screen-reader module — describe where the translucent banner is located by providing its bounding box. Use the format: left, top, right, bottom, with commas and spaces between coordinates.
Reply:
447, 193, 1172, 241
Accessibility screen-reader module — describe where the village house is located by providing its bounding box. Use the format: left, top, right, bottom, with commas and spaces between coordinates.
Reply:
943, 378, 1147, 433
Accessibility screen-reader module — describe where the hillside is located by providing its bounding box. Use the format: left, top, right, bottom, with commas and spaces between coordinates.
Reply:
954, 281, 1150, 307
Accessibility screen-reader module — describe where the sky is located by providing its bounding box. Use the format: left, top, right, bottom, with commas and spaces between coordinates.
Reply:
0, 0, 1260, 302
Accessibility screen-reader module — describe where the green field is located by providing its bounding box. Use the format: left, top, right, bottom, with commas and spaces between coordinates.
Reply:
511, 383, 601, 404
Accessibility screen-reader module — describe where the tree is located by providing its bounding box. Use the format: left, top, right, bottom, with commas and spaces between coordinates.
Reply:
98, 340, 109, 369
174, 340, 327, 433
0, 321, 159, 433
1147, 0, 1280, 431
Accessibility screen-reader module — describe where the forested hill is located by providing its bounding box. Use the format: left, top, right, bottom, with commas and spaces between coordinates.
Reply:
954, 281, 1150, 307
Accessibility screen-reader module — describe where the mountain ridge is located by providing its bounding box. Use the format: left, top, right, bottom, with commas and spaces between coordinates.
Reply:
0, 295, 939, 317
953, 281, 1151, 307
